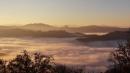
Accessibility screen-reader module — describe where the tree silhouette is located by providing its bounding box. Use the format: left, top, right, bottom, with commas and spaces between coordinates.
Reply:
33, 52, 55, 73
106, 40, 130, 73
0, 50, 55, 73
7, 51, 33, 73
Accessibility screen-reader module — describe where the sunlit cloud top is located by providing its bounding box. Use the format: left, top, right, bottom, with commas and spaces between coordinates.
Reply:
0, 0, 130, 27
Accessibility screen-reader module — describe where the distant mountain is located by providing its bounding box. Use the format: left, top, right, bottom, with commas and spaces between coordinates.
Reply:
65, 25, 128, 33
0, 28, 81, 38
21, 23, 58, 31
77, 30, 130, 42
0, 24, 128, 33
21, 24, 129, 33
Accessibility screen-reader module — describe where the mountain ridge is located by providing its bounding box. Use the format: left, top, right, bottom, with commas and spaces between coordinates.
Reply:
0, 23, 129, 33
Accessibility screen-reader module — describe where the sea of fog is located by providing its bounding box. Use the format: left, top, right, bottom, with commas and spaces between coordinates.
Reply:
0, 37, 118, 72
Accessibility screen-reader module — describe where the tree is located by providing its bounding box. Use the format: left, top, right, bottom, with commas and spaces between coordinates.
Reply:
106, 40, 130, 73
33, 52, 55, 73
0, 50, 55, 73
7, 51, 33, 73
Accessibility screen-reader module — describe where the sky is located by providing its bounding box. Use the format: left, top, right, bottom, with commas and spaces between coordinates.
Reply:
0, 0, 130, 27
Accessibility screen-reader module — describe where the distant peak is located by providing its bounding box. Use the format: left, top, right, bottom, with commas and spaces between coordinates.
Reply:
24, 23, 52, 27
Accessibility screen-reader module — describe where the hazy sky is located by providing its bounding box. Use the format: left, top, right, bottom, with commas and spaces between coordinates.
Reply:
0, 0, 130, 27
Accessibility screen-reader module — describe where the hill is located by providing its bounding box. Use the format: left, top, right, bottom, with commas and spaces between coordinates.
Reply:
65, 25, 128, 33
77, 30, 130, 42
0, 28, 81, 38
